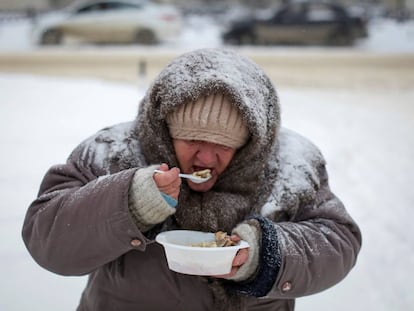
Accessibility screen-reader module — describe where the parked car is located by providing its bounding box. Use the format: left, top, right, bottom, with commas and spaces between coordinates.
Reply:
33, 0, 183, 45
222, 1, 368, 46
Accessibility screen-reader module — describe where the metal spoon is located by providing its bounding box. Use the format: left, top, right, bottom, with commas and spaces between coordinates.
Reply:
154, 169, 212, 184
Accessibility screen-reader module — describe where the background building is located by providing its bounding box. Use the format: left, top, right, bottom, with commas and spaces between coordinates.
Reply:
0, 0, 72, 11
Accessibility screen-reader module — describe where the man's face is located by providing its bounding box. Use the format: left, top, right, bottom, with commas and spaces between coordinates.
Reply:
172, 139, 236, 192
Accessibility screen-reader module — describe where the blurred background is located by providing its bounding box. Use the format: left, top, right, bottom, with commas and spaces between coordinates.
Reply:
0, 0, 413, 50
0, 0, 413, 311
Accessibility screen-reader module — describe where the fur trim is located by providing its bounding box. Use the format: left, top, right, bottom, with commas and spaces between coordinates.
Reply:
134, 48, 281, 232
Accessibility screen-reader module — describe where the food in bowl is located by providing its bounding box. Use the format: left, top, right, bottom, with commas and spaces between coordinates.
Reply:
192, 169, 212, 179
156, 230, 249, 275
191, 231, 237, 247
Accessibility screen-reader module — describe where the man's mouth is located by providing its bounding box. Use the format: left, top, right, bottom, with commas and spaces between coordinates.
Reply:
192, 166, 213, 175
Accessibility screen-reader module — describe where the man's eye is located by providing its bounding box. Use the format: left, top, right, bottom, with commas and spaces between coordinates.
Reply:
217, 145, 233, 152
185, 140, 199, 147
221, 146, 232, 151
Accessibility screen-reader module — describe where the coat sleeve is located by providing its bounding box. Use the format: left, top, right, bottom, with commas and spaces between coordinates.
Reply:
226, 127, 362, 298
268, 163, 362, 298
21, 142, 147, 276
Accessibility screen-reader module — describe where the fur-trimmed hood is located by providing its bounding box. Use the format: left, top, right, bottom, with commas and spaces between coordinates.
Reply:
133, 48, 281, 232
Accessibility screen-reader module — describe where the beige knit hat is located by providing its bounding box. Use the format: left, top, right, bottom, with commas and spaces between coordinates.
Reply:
167, 93, 249, 149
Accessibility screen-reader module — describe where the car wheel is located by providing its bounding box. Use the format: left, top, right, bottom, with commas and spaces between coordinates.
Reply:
237, 32, 255, 45
134, 29, 157, 45
40, 29, 62, 45
326, 29, 354, 46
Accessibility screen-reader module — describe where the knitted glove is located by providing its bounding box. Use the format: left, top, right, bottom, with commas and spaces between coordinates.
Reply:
128, 165, 176, 232
227, 222, 261, 282
225, 216, 281, 297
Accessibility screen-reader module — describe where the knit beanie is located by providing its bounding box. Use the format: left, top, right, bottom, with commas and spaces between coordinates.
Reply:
167, 93, 249, 149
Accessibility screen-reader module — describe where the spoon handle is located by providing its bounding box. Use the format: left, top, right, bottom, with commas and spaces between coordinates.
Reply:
153, 170, 208, 183
153, 169, 190, 179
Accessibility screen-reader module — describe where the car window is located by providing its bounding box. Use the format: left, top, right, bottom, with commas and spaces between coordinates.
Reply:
107, 2, 142, 10
75, 1, 142, 14
276, 4, 305, 24
76, 4, 98, 14
306, 4, 336, 22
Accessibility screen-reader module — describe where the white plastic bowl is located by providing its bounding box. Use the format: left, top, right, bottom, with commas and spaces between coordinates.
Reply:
156, 230, 249, 276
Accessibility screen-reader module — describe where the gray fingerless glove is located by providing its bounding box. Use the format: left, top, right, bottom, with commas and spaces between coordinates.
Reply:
128, 165, 176, 232
227, 221, 261, 282
225, 216, 281, 297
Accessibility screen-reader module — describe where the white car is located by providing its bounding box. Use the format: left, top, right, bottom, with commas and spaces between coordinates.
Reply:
33, 0, 183, 45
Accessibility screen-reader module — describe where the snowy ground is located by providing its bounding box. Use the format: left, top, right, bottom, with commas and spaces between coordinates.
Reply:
1, 13, 414, 311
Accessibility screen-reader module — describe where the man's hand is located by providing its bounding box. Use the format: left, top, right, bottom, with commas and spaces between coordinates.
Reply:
153, 163, 181, 200
214, 235, 249, 278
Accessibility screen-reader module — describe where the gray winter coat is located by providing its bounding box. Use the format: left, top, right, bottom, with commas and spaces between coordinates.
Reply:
22, 48, 361, 311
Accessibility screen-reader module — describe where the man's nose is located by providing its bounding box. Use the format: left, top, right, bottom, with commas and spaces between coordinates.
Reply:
195, 145, 216, 165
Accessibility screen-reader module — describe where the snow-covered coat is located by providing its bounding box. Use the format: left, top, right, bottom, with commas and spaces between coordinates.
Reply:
22, 48, 361, 311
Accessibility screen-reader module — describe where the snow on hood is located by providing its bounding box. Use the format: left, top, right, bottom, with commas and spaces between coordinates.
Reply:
134, 48, 281, 182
